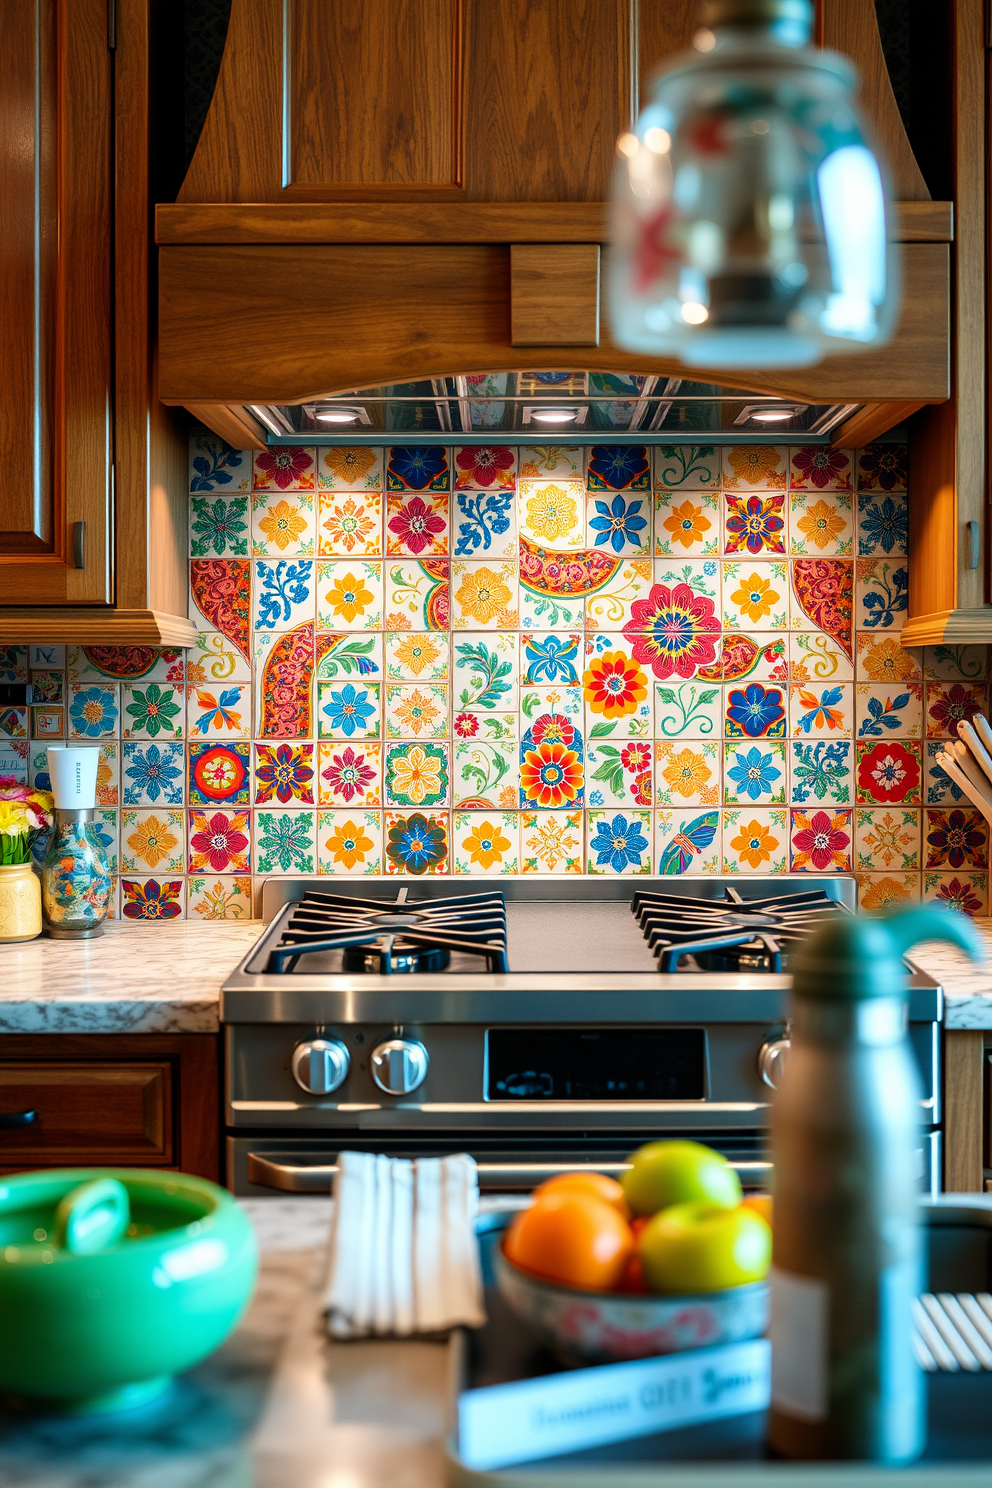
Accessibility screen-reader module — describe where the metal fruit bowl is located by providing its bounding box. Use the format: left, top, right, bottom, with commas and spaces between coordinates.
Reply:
494, 1241, 769, 1366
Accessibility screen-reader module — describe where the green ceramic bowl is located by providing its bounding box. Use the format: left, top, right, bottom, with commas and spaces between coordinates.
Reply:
0, 1168, 258, 1411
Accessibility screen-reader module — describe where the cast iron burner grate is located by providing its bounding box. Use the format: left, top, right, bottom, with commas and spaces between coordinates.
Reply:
631, 886, 841, 973
264, 888, 510, 975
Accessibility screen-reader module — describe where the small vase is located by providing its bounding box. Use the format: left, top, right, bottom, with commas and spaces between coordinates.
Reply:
0, 861, 43, 943
41, 809, 112, 940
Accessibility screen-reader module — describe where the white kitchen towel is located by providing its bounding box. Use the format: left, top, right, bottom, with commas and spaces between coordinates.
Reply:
323, 1150, 485, 1339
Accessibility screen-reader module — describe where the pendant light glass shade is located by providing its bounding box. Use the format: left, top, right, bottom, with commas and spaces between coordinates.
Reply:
608, 0, 899, 369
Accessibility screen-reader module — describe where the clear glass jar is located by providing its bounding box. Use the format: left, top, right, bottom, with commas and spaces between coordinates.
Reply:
609, 0, 898, 368
41, 809, 112, 939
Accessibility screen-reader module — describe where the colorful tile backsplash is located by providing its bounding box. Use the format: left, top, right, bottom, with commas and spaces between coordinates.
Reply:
3, 432, 988, 920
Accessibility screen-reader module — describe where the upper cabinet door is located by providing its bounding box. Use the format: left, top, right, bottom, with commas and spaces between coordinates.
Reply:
0, 0, 113, 604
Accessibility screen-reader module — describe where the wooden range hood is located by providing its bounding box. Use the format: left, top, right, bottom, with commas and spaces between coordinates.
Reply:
155, 0, 987, 643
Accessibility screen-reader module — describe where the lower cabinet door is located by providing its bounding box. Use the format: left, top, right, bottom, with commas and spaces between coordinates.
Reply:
0, 1062, 173, 1168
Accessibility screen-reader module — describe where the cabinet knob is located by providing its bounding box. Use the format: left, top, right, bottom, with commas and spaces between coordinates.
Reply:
370, 1039, 429, 1096
757, 1037, 791, 1090
0, 1110, 37, 1128
291, 1039, 350, 1096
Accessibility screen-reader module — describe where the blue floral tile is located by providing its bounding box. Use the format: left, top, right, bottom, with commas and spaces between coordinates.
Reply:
723, 742, 786, 804
190, 495, 250, 557
521, 633, 580, 687
386, 446, 449, 492
856, 558, 909, 632
586, 445, 651, 492
253, 559, 315, 631
857, 491, 908, 556
452, 488, 517, 558
855, 681, 923, 739
585, 493, 650, 555
68, 683, 119, 740
586, 810, 652, 873
789, 740, 853, 805
122, 741, 185, 806
724, 681, 787, 739
189, 435, 250, 493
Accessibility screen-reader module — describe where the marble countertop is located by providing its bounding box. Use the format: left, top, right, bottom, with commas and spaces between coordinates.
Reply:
2, 913, 992, 1037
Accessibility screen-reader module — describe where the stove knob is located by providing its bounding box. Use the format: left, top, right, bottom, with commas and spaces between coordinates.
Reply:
758, 1037, 791, 1090
370, 1038, 429, 1096
291, 1039, 350, 1096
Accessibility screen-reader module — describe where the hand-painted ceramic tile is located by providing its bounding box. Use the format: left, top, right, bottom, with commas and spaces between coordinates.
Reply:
386, 491, 449, 557
924, 740, 966, 805
654, 680, 722, 741
790, 560, 853, 660
724, 680, 787, 741
521, 632, 579, 688
719, 634, 788, 685
317, 741, 382, 808
69, 646, 185, 684
27, 745, 49, 789
922, 644, 987, 681
383, 558, 449, 629
585, 740, 653, 809
723, 742, 786, 804
253, 559, 314, 631
855, 739, 922, 805
452, 739, 520, 810
586, 810, 652, 874
317, 490, 383, 557
68, 684, 119, 740
789, 631, 851, 684
383, 810, 449, 875
29, 670, 64, 705
924, 681, 986, 738
789, 682, 851, 738
454, 711, 517, 744
655, 808, 721, 876
189, 435, 250, 492
319, 446, 383, 491
0, 708, 27, 738
317, 811, 382, 875
518, 445, 582, 478
922, 871, 988, 916
451, 560, 519, 629
854, 808, 919, 872
251, 491, 315, 557
386, 446, 449, 492
723, 493, 786, 556
613, 576, 721, 689
91, 810, 118, 874
653, 742, 716, 807
254, 624, 315, 739
386, 631, 449, 681
653, 445, 719, 491
252, 446, 316, 492
316, 561, 383, 632
586, 446, 650, 493
857, 490, 907, 556
29, 645, 65, 670
188, 740, 250, 806
789, 491, 853, 555
453, 445, 516, 490
185, 632, 252, 688
857, 873, 918, 910
96, 744, 119, 806
30, 705, 63, 737
188, 875, 253, 918
519, 712, 583, 811
120, 810, 185, 873
582, 639, 651, 738
187, 809, 251, 872
189, 559, 251, 662
653, 491, 719, 557
857, 443, 907, 492
856, 633, 920, 682
855, 682, 922, 740
519, 585, 586, 632
722, 808, 788, 874
0, 648, 28, 682
789, 807, 852, 872
789, 740, 852, 806
316, 680, 381, 741
585, 557, 655, 632
518, 479, 585, 550
452, 486, 518, 559
924, 807, 988, 871
385, 741, 449, 808
722, 446, 787, 490
856, 557, 909, 632
384, 683, 447, 740
253, 743, 315, 806
585, 492, 650, 557
190, 494, 250, 557
521, 809, 582, 874
453, 812, 518, 875
121, 682, 184, 740
253, 809, 316, 874
722, 563, 788, 630
788, 447, 853, 492
315, 632, 383, 681
121, 877, 185, 920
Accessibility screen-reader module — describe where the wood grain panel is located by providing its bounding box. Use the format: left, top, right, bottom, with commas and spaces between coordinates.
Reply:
288, 0, 460, 188
0, 1063, 172, 1164
511, 244, 600, 345
944, 1031, 985, 1192
830, 401, 925, 450
0, 609, 197, 646
908, 397, 958, 624
159, 241, 948, 407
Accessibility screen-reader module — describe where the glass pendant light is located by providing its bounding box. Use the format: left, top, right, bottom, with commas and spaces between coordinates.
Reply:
609, 0, 898, 369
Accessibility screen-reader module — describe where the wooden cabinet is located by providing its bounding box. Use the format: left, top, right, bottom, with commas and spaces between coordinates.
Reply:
0, 1034, 220, 1183
0, 0, 193, 646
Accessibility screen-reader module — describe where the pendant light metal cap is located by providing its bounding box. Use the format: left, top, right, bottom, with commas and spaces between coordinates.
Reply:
790, 906, 984, 1002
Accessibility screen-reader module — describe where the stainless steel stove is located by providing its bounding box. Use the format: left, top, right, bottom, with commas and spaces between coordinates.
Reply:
222, 877, 944, 1197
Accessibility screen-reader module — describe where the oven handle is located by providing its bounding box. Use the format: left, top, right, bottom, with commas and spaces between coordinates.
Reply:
245, 1153, 771, 1193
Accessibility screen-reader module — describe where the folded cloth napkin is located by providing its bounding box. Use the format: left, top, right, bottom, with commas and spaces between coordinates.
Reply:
323, 1151, 486, 1339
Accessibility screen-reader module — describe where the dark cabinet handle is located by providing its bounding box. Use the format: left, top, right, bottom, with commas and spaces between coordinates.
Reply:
73, 521, 85, 569
965, 520, 980, 570
0, 1111, 37, 1128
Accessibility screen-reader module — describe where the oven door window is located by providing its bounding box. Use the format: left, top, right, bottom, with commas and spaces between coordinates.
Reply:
485, 1028, 707, 1101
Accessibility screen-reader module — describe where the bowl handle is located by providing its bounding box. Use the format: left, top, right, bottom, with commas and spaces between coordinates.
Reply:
53, 1177, 130, 1255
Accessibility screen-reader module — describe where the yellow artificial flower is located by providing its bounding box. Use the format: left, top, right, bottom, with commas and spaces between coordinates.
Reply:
454, 567, 513, 625
389, 745, 443, 806
126, 814, 178, 870
796, 498, 846, 550
257, 499, 308, 552
730, 571, 780, 623
663, 500, 712, 549
326, 819, 373, 870
661, 748, 713, 800
524, 484, 578, 543
325, 572, 374, 623
463, 820, 511, 869
0, 802, 28, 836
392, 634, 441, 677
730, 819, 779, 869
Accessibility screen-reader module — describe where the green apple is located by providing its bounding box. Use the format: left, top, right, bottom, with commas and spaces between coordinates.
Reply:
621, 1140, 742, 1216
638, 1201, 772, 1293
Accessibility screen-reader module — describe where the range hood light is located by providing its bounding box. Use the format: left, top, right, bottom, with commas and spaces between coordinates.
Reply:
316, 408, 361, 424
609, 0, 899, 370
531, 408, 577, 424
750, 408, 796, 424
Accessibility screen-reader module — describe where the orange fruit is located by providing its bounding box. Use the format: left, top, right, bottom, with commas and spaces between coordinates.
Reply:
742, 1194, 773, 1227
533, 1171, 629, 1214
504, 1192, 634, 1291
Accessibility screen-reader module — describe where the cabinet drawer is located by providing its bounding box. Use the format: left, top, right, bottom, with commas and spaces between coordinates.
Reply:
0, 1062, 173, 1166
